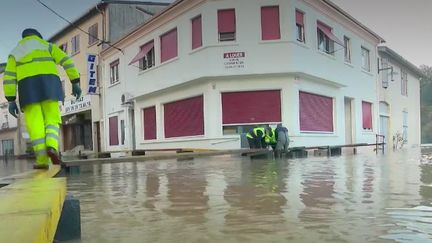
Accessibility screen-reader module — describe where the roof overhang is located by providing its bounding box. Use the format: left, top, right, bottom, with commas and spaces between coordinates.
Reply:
378, 46, 424, 78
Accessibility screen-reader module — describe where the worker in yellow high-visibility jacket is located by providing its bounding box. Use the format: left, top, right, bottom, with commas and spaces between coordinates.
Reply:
3, 28, 81, 169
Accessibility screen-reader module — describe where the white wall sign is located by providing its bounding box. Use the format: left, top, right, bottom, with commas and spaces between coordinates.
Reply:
87, 54, 97, 94
61, 95, 91, 116
224, 52, 245, 69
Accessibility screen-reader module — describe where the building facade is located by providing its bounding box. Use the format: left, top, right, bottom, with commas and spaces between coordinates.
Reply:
48, 2, 168, 154
0, 64, 27, 156
101, 0, 387, 152
377, 46, 422, 149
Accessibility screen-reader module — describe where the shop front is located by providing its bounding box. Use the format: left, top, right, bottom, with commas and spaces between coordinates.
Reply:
61, 95, 93, 152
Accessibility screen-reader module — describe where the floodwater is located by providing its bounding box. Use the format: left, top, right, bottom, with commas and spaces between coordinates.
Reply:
2, 149, 432, 242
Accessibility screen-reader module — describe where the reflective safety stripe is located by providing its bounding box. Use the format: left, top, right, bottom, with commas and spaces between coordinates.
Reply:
34, 149, 47, 157
59, 56, 70, 66
3, 79, 17, 85
46, 133, 59, 141
16, 57, 54, 66
32, 138, 46, 146
4, 71, 16, 77
11, 39, 49, 61
63, 63, 75, 69
48, 43, 53, 54
46, 125, 60, 133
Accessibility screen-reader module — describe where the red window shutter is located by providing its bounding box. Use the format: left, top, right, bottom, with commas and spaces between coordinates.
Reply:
160, 28, 178, 63
144, 106, 156, 140
299, 92, 334, 132
261, 6, 280, 40
164, 95, 204, 138
362, 101, 373, 129
218, 9, 236, 33
109, 116, 119, 145
296, 10, 304, 26
192, 15, 202, 49
222, 90, 281, 124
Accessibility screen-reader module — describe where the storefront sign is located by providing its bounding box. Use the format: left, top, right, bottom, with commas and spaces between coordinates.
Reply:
224, 52, 245, 69
87, 54, 97, 94
61, 95, 91, 116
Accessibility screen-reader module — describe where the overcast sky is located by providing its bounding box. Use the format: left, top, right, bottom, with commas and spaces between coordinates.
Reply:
0, 0, 430, 67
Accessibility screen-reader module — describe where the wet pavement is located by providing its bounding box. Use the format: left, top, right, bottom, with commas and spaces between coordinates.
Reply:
2, 149, 432, 242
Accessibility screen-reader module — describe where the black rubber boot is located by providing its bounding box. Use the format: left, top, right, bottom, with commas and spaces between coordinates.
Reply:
47, 147, 62, 165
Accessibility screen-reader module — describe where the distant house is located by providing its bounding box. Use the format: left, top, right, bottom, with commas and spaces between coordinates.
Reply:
377, 46, 423, 149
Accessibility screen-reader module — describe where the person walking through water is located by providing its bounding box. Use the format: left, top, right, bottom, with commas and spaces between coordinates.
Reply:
274, 124, 289, 158
3, 28, 81, 169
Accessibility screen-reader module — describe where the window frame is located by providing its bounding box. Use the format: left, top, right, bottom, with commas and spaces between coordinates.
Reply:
109, 60, 120, 85
317, 23, 334, 55
88, 23, 99, 46
401, 69, 408, 96
361, 46, 371, 72
344, 36, 351, 63
296, 10, 305, 43
218, 9, 236, 42
138, 41, 155, 71
71, 34, 80, 55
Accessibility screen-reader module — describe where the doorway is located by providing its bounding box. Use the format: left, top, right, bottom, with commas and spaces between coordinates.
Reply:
344, 97, 354, 145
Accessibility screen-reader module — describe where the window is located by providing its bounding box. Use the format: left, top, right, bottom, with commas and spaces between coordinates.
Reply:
164, 96, 204, 138
222, 90, 281, 125
299, 92, 334, 132
59, 43, 68, 53
71, 35, 80, 54
110, 60, 119, 85
362, 101, 373, 130
317, 22, 334, 54
88, 23, 98, 45
403, 111, 408, 142
160, 28, 178, 63
120, 120, 125, 145
139, 41, 155, 71
218, 9, 236, 42
191, 15, 202, 49
401, 69, 408, 96
344, 36, 351, 63
143, 106, 157, 140
261, 6, 280, 41
109, 116, 119, 146
361, 47, 370, 72
296, 10, 305, 43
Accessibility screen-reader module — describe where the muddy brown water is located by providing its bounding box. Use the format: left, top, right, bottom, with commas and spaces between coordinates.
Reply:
2, 149, 432, 242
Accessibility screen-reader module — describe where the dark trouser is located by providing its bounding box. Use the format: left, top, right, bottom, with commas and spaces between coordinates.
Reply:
248, 137, 266, 149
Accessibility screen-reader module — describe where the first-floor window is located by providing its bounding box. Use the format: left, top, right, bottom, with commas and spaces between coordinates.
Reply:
109, 116, 119, 146
361, 47, 370, 72
403, 111, 408, 142
299, 91, 334, 132
110, 60, 119, 85
362, 101, 373, 130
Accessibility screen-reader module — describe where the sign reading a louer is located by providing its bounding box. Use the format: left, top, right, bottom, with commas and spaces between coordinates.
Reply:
224, 52, 245, 69
61, 95, 91, 116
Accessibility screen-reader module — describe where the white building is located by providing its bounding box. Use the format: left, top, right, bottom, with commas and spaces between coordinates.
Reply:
377, 46, 422, 149
100, 0, 387, 152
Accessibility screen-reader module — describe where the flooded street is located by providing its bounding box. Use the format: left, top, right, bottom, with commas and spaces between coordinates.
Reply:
2, 149, 432, 242
64, 149, 432, 243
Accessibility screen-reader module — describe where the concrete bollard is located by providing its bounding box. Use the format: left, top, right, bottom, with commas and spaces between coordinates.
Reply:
55, 194, 81, 241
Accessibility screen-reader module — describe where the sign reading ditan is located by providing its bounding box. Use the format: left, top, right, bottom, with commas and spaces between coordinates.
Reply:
224, 52, 245, 69
61, 95, 91, 116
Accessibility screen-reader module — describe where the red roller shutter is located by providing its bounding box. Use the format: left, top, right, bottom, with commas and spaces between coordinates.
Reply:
164, 95, 204, 138
218, 9, 236, 34
144, 106, 157, 140
222, 90, 281, 124
261, 6, 280, 40
160, 28, 178, 63
299, 91, 333, 132
362, 101, 373, 130
191, 15, 202, 49
109, 116, 119, 145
